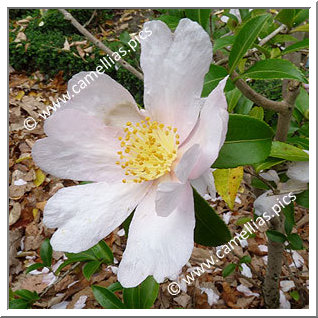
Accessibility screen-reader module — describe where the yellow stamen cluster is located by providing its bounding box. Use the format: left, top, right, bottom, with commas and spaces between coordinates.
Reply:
116, 117, 179, 183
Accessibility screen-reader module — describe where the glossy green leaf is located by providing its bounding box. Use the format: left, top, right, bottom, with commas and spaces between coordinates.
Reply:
83, 261, 102, 280
281, 38, 309, 56
226, 88, 242, 112
14, 289, 40, 302
222, 263, 236, 277
9, 299, 31, 309
266, 230, 287, 243
287, 136, 309, 150
296, 190, 309, 208
270, 141, 309, 161
239, 255, 252, 264
291, 24, 309, 33
193, 188, 231, 246
249, 106, 264, 120
213, 114, 274, 168
283, 204, 295, 235
276, 9, 296, 28
185, 9, 211, 29
253, 157, 286, 173
213, 35, 236, 52
25, 262, 44, 274
239, 9, 251, 21
91, 240, 114, 263
236, 217, 252, 226
270, 34, 298, 44
65, 250, 97, 262
107, 282, 124, 293
241, 59, 307, 83
287, 233, 304, 250
92, 285, 126, 309
123, 276, 159, 309
235, 95, 254, 114
229, 14, 270, 74
202, 64, 228, 97
290, 290, 300, 301
293, 9, 309, 26
295, 87, 309, 115
40, 238, 53, 267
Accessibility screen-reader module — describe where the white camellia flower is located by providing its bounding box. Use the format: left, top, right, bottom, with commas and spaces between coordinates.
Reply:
32, 18, 229, 287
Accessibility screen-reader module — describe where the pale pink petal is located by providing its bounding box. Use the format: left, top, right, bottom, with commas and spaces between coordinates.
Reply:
45, 181, 150, 253
140, 19, 212, 142
177, 77, 229, 180
190, 169, 216, 199
155, 181, 191, 217
57, 72, 143, 126
117, 183, 195, 287
32, 109, 125, 182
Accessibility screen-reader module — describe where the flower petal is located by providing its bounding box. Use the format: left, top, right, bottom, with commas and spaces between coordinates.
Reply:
190, 168, 216, 200
59, 72, 143, 126
140, 19, 212, 142
178, 77, 229, 180
286, 161, 309, 183
32, 109, 125, 182
117, 182, 195, 287
155, 181, 191, 217
45, 181, 150, 253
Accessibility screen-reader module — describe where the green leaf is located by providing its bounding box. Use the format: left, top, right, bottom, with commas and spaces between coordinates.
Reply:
236, 217, 252, 226
213, 114, 274, 168
202, 64, 228, 97
287, 233, 304, 250
293, 9, 309, 26
123, 276, 159, 309
235, 95, 254, 115
287, 136, 309, 150
253, 157, 286, 173
276, 9, 296, 28
25, 262, 44, 274
193, 188, 231, 246
226, 88, 242, 112
239, 255, 252, 264
290, 290, 300, 301
157, 15, 181, 30
241, 59, 307, 83
270, 34, 298, 44
296, 190, 309, 208
249, 106, 264, 120
229, 14, 270, 74
9, 299, 31, 309
83, 261, 102, 280
213, 35, 236, 52
222, 263, 236, 277
92, 285, 126, 309
281, 38, 309, 56
295, 87, 309, 116
266, 230, 287, 243
91, 240, 114, 263
65, 250, 97, 262
14, 289, 40, 301
291, 24, 309, 33
40, 238, 53, 267
239, 9, 251, 21
107, 282, 123, 293
185, 9, 211, 29
251, 177, 270, 190
283, 204, 295, 235
270, 141, 309, 161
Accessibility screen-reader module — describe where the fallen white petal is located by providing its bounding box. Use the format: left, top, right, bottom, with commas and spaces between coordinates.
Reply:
280, 280, 295, 292
237, 284, 259, 297
222, 212, 232, 225
50, 301, 70, 309
74, 295, 87, 309
279, 290, 291, 309
14, 179, 27, 186
240, 263, 252, 278
200, 287, 219, 306
117, 228, 125, 237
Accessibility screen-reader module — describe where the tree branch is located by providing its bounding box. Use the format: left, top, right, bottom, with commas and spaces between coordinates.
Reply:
58, 9, 144, 81
231, 71, 288, 113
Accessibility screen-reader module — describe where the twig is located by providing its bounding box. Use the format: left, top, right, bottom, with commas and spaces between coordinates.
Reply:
58, 9, 144, 81
39, 262, 81, 298
83, 9, 96, 28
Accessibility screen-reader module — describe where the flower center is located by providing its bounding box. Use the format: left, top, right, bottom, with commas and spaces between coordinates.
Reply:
116, 117, 179, 183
